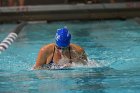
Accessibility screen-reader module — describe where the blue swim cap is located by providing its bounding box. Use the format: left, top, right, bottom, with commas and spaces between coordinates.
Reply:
55, 27, 71, 47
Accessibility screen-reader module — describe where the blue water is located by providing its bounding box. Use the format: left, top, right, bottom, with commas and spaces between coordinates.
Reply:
0, 20, 140, 93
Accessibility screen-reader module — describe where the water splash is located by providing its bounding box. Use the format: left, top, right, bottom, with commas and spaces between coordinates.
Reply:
70, 60, 101, 68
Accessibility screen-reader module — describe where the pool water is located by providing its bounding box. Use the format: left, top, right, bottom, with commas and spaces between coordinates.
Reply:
0, 20, 140, 93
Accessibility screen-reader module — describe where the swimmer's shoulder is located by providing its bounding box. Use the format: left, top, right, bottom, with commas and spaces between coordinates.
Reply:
70, 43, 84, 52
40, 43, 55, 53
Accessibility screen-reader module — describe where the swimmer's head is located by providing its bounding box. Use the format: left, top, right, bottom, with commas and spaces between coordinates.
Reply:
55, 27, 71, 47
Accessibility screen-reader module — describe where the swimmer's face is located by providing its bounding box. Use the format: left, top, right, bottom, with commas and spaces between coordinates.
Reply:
56, 45, 69, 51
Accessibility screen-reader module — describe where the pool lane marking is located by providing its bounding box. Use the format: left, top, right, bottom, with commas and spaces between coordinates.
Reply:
0, 32, 17, 50
0, 22, 27, 53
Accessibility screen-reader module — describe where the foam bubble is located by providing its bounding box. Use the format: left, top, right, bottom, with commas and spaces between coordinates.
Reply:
65, 59, 103, 69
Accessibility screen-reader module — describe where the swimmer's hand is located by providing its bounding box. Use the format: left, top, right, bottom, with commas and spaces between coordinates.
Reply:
32, 63, 72, 70
32, 65, 43, 70
56, 63, 72, 69
61, 63, 72, 68
71, 58, 88, 65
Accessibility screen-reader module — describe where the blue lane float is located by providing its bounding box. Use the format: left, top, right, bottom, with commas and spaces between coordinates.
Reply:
0, 22, 27, 53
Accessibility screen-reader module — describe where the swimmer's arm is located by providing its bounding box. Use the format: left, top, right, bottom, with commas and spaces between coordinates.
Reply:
82, 51, 88, 60
33, 47, 47, 69
79, 50, 88, 65
72, 49, 88, 65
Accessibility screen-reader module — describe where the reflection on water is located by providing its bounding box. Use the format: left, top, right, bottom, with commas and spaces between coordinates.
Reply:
0, 63, 140, 93
71, 70, 106, 93
0, 67, 113, 93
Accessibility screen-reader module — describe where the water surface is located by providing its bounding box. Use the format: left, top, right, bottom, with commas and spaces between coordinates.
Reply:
0, 20, 140, 93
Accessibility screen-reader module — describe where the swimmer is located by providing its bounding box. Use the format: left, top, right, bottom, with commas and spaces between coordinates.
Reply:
33, 27, 88, 70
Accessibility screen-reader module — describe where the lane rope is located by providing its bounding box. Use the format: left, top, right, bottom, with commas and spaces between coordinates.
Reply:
0, 22, 27, 53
